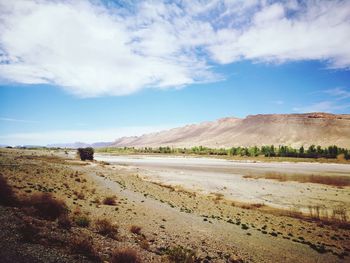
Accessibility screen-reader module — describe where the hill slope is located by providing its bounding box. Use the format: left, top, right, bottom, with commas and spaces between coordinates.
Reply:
111, 113, 350, 148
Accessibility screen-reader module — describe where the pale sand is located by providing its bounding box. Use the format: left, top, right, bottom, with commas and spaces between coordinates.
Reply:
95, 154, 350, 215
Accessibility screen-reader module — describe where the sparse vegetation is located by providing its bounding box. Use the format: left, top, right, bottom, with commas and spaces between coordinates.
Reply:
243, 173, 350, 187
0, 174, 17, 206
22, 193, 67, 220
74, 215, 91, 227
166, 246, 197, 263
71, 234, 99, 260
110, 248, 141, 263
95, 218, 118, 238
1, 148, 349, 263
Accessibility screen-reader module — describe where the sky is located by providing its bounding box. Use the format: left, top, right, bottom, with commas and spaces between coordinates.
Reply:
0, 0, 350, 146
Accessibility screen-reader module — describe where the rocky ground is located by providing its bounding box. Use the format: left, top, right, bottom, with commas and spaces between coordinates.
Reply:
0, 148, 349, 262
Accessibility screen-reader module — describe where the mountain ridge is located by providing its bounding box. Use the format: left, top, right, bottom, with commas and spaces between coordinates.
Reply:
110, 113, 350, 148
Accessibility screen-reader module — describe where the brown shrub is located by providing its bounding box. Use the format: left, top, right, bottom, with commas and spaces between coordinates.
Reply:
74, 215, 90, 228
71, 234, 99, 260
58, 214, 72, 229
103, 196, 117, 206
0, 174, 17, 206
23, 193, 67, 220
110, 248, 141, 263
166, 246, 196, 263
130, 225, 142, 235
139, 239, 150, 250
77, 192, 85, 200
95, 218, 118, 238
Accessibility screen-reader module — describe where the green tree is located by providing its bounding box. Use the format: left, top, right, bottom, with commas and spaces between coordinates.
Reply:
77, 147, 94, 161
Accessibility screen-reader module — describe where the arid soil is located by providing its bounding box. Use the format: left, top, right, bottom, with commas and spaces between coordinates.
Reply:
0, 149, 349, 263
94, 154, 350, 217
111, 113, 350, 148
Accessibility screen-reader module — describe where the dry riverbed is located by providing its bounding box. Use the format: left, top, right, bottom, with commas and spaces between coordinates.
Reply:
1, 149, 349, 263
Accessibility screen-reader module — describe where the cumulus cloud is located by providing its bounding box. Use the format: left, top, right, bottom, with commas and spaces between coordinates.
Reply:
0, 0, 349, 97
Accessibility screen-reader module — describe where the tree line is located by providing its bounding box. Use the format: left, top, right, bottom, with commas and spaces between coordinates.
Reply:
98, 145, 350, 160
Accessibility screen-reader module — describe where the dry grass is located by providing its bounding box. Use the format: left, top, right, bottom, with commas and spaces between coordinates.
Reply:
130, 225, 142, 235
240, 203, 265, 210
264, 205, 350, 229
243, 172, 350, 187
138, 239, 150, 250
211, 192, 224, 202
110, 248, 141, 263
95, 218, 118, 239
22, 193, 67, 220
70, 234, 99, 260
74, 215, 91, 227
0, 173, 17, 206
166, 246, 197, 263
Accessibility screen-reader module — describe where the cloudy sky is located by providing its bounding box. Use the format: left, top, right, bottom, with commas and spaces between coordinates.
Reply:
0, 0, 350, 145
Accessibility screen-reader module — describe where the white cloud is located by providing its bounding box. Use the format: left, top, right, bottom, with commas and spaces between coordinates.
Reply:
0, 117, 38, 123
0, 0, 349, 97
207, 1, 350, 67
293, 101, 350, 113
0, 125, 178, 146
324, 87, 350, 100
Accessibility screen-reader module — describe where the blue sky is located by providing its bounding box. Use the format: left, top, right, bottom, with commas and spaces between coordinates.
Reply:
0, 0, 350, 145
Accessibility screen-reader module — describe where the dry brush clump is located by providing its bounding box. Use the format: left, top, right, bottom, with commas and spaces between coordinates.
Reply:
166, 246, 197, 263
110, 248, 141, 263
70, 233, 99, 260
0, 173, 17, 206
58, 213, 72, 229
74, 215, 91, 228
95, 218, 118, 239
103, 196, 117, 206
130, 225, 142, 235
21, 192, 68, 220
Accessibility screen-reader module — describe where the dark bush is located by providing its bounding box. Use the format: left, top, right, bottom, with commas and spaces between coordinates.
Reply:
77, 147, 94, 161
0, 174, 17, 206
20, 221, 40, 242
23, 193, 67, 220
103, 196, 117, 206
110, 248, 141, 263
58, 214, 72, 229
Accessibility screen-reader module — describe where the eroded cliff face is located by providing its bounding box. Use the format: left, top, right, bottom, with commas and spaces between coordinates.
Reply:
111, 113, 350, 148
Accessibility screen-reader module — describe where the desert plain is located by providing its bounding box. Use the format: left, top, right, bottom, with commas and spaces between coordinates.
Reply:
0, 148, 349, 263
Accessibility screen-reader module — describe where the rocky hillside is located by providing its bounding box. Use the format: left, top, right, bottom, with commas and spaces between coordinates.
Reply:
111, 113, 350, 148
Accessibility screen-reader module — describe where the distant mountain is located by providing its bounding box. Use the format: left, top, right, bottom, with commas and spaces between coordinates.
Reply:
47, 141, 111, 149
111, 113, 350, 148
